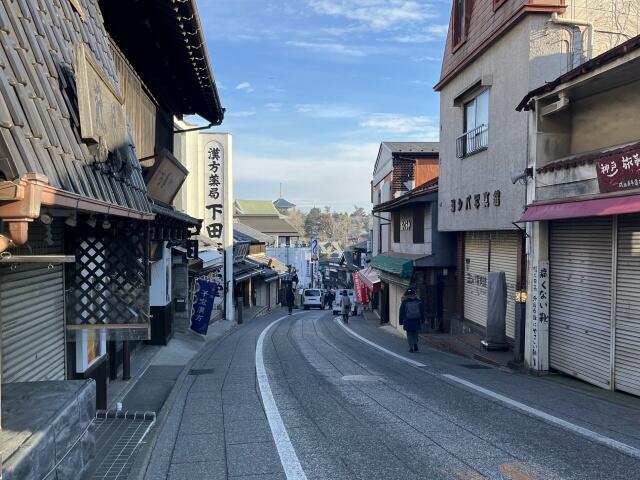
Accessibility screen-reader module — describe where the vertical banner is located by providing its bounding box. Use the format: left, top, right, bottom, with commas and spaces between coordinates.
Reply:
190, 279, 219, 335
202, 137, 234, 321
352, 271, 370, 305
530, 261, 549, 370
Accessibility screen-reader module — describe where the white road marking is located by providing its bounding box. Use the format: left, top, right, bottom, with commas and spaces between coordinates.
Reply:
332, 316, 640, 460
443, 374, 640, 460
333, 316, 426, 367
256, 314, 308, 480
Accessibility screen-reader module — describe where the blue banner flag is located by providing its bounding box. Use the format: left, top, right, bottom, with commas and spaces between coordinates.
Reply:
190, 279, 219, 335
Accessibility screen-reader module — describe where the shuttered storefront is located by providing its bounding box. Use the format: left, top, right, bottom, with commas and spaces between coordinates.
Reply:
464, 234, 489, 328
0, 221, 66, 383
491, 232, 519, 339
0, 263, 66, 382
549, 218, 613, 389
614, 215, 640, 396
464, 231, 519, 339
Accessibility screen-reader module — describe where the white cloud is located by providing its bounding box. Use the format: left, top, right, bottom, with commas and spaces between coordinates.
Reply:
392, 23, 448, 43
411, 55, 441, 62
286, 40, 365, 57
307, 0, 432, 31
264, 102, 283, 112
226, 109, 257, 118
235, 82, 255, 92
296, 103, 361, 118
360, 113, 439, 139
234, 142, 380, 208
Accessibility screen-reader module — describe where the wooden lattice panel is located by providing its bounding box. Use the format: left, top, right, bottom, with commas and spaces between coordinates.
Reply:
66, 220, 150, 340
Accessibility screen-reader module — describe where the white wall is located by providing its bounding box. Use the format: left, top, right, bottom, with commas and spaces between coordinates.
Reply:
267, 247, 312, 287
150, 243, 172, 307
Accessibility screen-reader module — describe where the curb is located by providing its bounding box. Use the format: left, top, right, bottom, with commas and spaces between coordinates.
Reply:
126, 320, 240, 480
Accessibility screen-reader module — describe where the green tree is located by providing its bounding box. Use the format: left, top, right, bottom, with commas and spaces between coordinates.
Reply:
304, 207, 322, 237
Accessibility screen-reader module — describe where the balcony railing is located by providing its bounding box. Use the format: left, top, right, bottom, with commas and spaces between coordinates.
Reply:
456, 124, 488, 158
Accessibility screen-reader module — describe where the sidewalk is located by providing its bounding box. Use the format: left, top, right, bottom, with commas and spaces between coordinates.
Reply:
361, 310, 516, 369
87, 319, 238, 480
350, 312, 640, 447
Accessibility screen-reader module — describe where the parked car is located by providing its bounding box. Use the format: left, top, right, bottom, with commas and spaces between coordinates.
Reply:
302, 288, 324, 310
332, 289, 356, 315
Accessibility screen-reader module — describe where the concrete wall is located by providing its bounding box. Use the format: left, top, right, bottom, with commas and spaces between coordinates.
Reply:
267, 247, 312, 287
372, 146, 393, 256
388, 283, 404, 334
391, 205, 433, 256
438, 20, 530, 232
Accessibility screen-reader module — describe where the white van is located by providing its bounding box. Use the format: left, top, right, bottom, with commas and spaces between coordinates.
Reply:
302, 288, 324, 310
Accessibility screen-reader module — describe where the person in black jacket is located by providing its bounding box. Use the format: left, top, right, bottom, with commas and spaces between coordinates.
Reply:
399, 288, 424, 352
286, 287, 295, 315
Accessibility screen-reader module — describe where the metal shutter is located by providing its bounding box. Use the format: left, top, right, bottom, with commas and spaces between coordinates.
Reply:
1, 263, 66, 382
614, 214, 640, 396
549, 218, 612, 389
490, 232, 519, 339
464, 233, 489, 328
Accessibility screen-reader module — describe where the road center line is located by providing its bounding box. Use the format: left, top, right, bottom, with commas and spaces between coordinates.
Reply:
333, 316, 426, 367
256, 314, 308, 480
443, 374, 640, 460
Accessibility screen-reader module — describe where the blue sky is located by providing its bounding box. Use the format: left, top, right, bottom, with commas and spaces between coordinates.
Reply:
196, 0, 450, 212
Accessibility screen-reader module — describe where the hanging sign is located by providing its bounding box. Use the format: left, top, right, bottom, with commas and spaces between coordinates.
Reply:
596, 146, 640, 193
190, 279, 219, 335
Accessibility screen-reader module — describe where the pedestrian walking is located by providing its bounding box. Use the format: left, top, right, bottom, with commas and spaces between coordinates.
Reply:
399, 288, 424, 352
286, 287, 295, 315
340, 290, 351, 323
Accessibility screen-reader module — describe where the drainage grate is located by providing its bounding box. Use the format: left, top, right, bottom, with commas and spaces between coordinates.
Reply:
88, 411, 156, 480
188, 368, 215, 376
460, 364, 492, 370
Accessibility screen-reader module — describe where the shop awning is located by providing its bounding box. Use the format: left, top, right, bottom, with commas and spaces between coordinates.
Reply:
357, 267, 381, 291
370, 254, 414, 278
234, 260, 262, 283
519, 194, 640, 222
261, 269, 280, 283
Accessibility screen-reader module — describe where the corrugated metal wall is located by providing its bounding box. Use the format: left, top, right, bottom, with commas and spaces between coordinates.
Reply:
1, 263, 66, 382
549, 218, 613, 389
490, 232, 519, 339
614, 214, 640, 396
464, 233, 489, 328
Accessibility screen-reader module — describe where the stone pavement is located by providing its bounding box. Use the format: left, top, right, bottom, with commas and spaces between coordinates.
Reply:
138, 308, 640, 480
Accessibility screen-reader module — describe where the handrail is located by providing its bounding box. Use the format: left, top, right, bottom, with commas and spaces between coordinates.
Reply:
456, 124, 489, 158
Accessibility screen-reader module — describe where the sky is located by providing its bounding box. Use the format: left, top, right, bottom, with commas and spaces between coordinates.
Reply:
195, 0, 450, 212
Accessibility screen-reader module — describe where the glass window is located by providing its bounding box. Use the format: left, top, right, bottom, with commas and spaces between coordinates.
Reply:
464, 90, 489, 133
454, 0, 466, 45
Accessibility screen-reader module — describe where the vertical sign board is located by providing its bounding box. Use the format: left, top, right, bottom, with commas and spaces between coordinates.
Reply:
202, 138, 234, 321
530, 261, 549, 370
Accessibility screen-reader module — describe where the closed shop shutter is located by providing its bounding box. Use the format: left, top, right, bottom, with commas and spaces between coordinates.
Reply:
614, 214, 640, 396
490, 232, 519, 339
464, 233, 489, 328
549, 218, 612, 389
0, 263, 66, 382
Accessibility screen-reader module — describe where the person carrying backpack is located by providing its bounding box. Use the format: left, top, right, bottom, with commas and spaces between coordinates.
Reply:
339, 290, 351, 323
399, 288, 424, 352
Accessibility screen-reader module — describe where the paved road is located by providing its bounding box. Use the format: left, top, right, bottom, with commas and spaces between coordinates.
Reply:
144, 309, 640, 480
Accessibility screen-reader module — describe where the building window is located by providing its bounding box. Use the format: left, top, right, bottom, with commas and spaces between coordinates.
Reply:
413, 206, 425, 244
453, 0, 468, 47
393, 214, 400, 243
457, 89, 489, 158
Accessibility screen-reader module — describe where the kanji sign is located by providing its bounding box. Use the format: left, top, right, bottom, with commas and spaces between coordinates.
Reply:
204, 141, 226, 245
190, 279, 219, 335
530, 261, 549, 370
596, 146, 640, 193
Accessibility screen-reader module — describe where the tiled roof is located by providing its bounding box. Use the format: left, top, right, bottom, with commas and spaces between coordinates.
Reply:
0, 0, 151, 214
235, 199, 280, 215
273, 197, 296, 208
237, 215, 300, 236
233, 220, 275, 244
382, 142, 439, 154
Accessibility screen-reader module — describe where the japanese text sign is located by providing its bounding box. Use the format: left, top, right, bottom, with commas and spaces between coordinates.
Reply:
190, 279, 219, 335
204, 141, 225, 247
596, 146, 640, 193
